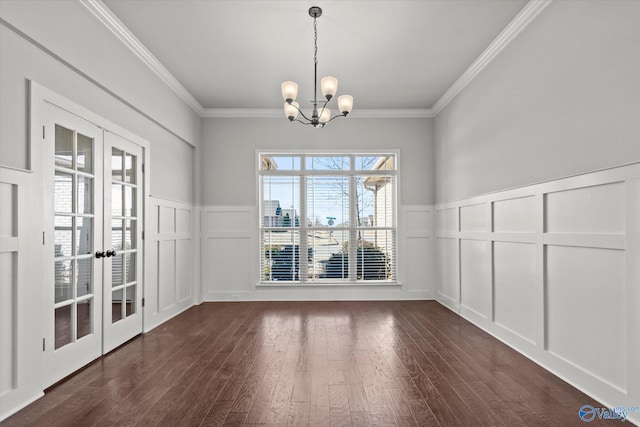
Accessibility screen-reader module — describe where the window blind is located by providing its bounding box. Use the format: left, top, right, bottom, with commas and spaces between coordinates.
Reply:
259, 154, 397, 284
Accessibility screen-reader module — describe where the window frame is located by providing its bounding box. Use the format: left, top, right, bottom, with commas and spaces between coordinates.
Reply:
257, 150, 399, 285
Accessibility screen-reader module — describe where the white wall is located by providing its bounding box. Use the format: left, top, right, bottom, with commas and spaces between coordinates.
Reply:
434, 0, 640, 204
202, 118, 435, 206
200, 117, 436, 301
0, 0, 201, 150
434, 1, 640, 423
0, 24, 197, 204
435, 164, 640, 425
0, 3, 200, 419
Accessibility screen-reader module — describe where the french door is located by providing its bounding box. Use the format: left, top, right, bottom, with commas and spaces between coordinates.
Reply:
44, 105, 143, 386
103, 131, 143, 353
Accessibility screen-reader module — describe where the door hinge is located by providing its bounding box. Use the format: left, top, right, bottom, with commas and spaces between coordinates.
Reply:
42, 125, 45, 139
43, 231, 45, 245
142, 163, 145, 173
43, 338, 45, 351
142, 297, 145, 307
141, 231, 145, 240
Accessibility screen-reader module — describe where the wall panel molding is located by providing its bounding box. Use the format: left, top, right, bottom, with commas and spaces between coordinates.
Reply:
435, 162, 640, 424
0, 167, 43, 421
200, 205, 436, 302
144, 197, 195, 332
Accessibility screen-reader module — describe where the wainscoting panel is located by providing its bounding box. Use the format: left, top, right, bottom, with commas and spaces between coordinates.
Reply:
201, 206, 256, 301
545, 182, 625, 234
201, 205, 435, 301
460, 203, 487, 232
436, 237, 459, 309
0, 182, 16, 398
436, 207, 457, 234
546, 245, 626, 391
0, 167, 43, 420
144, 197, 195, 332
435, 163, 640, 424
493, 195, 536, 233
459, 239, 490, 319
493, 241, 537, 344
402, 206, 435, 297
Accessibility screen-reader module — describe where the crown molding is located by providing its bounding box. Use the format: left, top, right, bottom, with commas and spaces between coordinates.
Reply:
202, 108, 434, 119
80, 0, 205, 116
83, 0, 550, 119
431, 0, 552, 115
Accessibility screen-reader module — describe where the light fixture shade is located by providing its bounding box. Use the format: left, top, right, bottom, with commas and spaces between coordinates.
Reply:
281, 81, 298, 102
319, 108, 331, 123
284, 101, 299, 120
321, 76, 338, 100
338, 95, 353, 115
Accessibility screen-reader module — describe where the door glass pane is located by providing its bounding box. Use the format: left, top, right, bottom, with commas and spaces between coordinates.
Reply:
125, 153, 136, 184
124, 186, 135, 217
77, 176, 93, 214
124, 220, 135, 250
54, 215, 72, 257
76, 258, 92, 297
54, 171, 73, 213
112, 148, 124, 181
77, 299, 92, 339
112, 184, 123, 217
112, 254, 123, 287
55, 304, 73, 349
112, 289, 123, 323
126, 285, 136, 317
75, 217, 92, 255
77, 133, 93, 173
55, 259, 72, 303
55, 125, 74, 169
125, 252, 136, 283
112, 219, 123, 251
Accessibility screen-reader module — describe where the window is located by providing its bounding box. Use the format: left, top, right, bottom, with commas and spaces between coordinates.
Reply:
259, 153, 397, 283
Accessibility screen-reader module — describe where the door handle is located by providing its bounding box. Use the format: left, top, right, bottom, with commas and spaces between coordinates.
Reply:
95, 251, 106, 259
106, 250, 117, 257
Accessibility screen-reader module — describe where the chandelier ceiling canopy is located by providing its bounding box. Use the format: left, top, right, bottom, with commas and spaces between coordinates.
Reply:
281, 6, 354, 128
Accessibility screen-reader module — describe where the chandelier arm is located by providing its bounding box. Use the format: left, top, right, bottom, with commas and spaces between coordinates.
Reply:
325, 113, 347, 124
294, 119, 314, 126
290, 102, 313, 122
317, 98, 330, 120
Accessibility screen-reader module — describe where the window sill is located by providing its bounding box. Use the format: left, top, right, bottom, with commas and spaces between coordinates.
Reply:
256, 281, 402, 288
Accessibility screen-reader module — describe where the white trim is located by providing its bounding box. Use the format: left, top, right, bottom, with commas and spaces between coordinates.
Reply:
431, 0, 552, 115
81, 0, 549, 118
202, 108, 434, 119
80, 0, 204, 116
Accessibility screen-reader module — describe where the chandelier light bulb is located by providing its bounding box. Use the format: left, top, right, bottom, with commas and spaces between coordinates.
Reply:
281, 81, 298, 103
321, 76, 338, 100
284, 101, 300, 120
338, 95, 353, 115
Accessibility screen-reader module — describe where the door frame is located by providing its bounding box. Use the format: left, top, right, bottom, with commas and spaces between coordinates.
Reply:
30, 81, 151, 385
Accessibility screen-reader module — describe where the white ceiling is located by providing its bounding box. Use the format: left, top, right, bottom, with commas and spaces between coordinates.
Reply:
99, 0, 530, 113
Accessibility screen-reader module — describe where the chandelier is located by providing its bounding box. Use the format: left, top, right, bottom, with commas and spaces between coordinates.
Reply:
281, 6, 354, 128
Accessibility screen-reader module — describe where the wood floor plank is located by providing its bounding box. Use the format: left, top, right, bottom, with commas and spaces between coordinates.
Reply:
2, 301, 618, 427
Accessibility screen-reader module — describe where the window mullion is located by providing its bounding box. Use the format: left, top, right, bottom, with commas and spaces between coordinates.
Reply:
299, 175, 308, 282
349, 175, 357, 282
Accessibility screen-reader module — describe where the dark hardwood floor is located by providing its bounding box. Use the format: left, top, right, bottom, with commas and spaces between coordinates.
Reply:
2, 301, 617, 426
